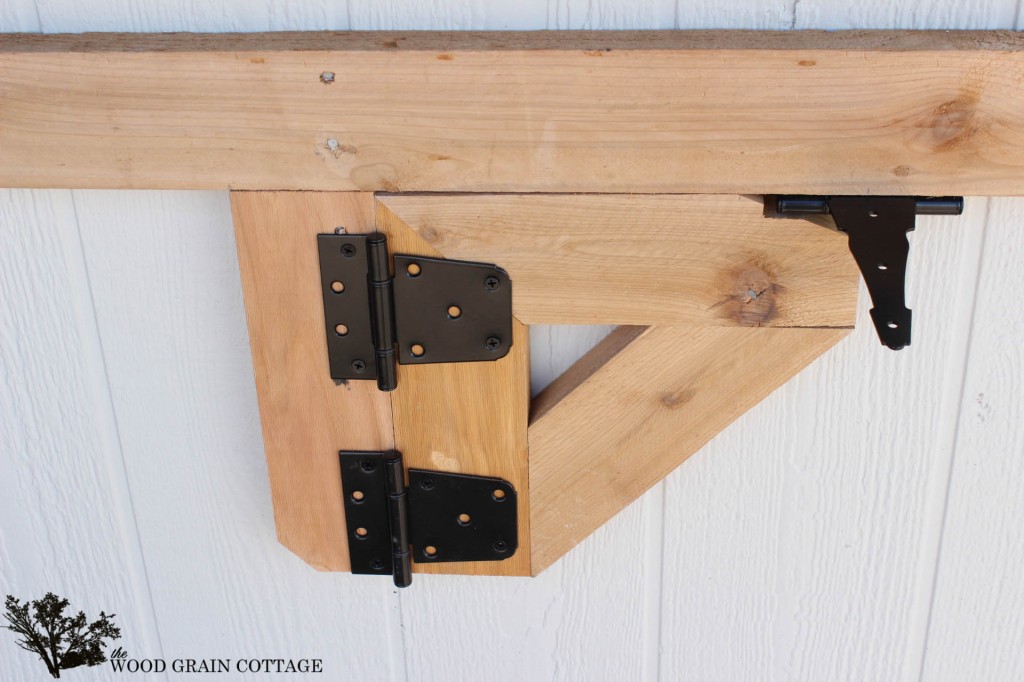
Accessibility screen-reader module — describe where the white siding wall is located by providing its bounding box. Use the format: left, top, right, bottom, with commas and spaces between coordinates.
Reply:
1, 3, 1021, 680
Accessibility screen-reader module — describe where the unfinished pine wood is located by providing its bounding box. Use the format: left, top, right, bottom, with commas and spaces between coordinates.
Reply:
2, 31, 1023, 194
378, 193, 858, 327
377, 199, 532, 576
529, 324, 851, 574
231, 191, 393, 572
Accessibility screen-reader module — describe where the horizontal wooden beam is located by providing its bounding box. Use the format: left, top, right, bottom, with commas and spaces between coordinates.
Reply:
2, 31, 1022, 194
377, 193, 858, 327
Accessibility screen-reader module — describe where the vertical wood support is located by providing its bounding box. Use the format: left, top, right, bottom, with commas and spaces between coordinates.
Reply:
378, 201, 532, 576
232, 191, 392, 571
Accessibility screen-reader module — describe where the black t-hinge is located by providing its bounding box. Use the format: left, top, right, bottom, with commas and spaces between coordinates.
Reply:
318, 232, 513, 391
765, 195, 963, 350
339, 450, 518, 588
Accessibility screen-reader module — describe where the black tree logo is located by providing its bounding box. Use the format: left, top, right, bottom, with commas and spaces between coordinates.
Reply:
2, 593, 120, 678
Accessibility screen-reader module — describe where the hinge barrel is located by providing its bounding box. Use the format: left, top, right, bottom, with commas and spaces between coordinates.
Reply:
367, 233, 398, 391
771, 196, 963, 217
383, 451, 412, 588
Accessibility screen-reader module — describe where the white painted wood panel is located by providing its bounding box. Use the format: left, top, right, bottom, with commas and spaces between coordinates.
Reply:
0, 189, 163, 681
2, 2, 1024, 681
919, 200, 1024, 682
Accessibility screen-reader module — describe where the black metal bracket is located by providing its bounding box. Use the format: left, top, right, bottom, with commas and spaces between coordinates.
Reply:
339, 450, 518, 588
765, 196, 963, 350
318, 233, 513, 391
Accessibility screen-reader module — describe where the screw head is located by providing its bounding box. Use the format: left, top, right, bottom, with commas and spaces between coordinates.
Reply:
361, 459, 376, 472
492, 540, 508, 553
369, 558, 385, 570
419, 477, 435, 491
485, 337, 501, 351
341, 243, 357, 257
351, 359, 366, 373
484, 276, 500, 291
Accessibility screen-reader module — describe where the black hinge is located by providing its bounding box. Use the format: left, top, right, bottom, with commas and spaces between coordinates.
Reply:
339, 450, 518, 588
318, 232, 513, 391
765, 196, 964, 350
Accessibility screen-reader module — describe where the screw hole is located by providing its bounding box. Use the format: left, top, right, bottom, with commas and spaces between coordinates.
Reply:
320, 71, 335, 84
492, 488, 506, 501
447, 305, 462, 319
351, 490, 365, 503
493, 540, 508, 553
335, 324, 349, 336
369, 558, 385, 571
406, 263, 422, 277
410, 344, 425, 357
331, 281, 345, 293
457, 513, 471, 526
355, 527, 368, 539
423, 545, 438, 558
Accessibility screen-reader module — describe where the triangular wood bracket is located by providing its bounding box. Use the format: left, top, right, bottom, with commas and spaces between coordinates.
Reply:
232, 191, 856, 578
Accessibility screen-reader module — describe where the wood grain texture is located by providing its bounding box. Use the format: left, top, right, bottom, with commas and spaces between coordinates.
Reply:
231, 191, 393, 572
921, 199, 1024, 682
529, 324, 851, 574
378, 193, 859, 327
377, 199, 532, 576
2, 31, 1024, 194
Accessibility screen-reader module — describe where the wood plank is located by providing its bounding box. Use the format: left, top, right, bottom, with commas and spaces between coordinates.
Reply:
231, 191, 393, 572
2, 31, 1023, 194
378, 193, 858, 327
377, 199, 532, 576
528, 324, 851, 574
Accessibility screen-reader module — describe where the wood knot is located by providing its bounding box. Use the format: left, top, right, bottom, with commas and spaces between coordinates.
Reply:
418, 224, 441, 244
660, 389, 695, 409
931, 91, 983, 152
712, 258, 781, 326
